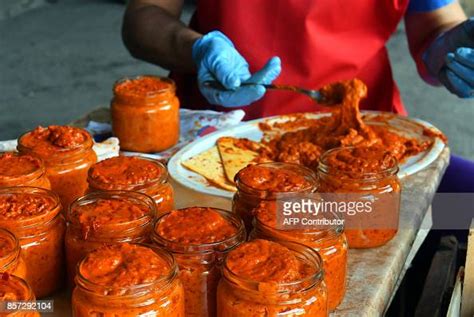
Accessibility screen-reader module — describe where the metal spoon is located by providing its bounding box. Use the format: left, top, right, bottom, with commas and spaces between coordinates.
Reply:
203, 81, 341, 105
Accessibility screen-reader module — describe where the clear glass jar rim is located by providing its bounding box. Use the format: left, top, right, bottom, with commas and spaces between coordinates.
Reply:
222, 240, 325, 293
318, 146, 399, 179
235, 162, 318, 196
0, 186, 61, 229
113, 75, 176, 99
67, 190, 157, 230
88, 156, 169, 190
75, 243, 178, 297
0, 228, 21, 270
152, 207, 246, 253
0, 152, 47, 183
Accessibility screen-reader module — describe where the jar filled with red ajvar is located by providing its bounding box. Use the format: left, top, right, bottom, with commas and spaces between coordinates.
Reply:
111, 75, 180, 153
317, 146, 401, 248
65, 190, 156, 284
0, 152, 50, 190
0, 187, 65, 298
217, 239, 327, 316
251, 202, 347, 311
233, 163, 318, 231
0, 228, 27, 281
17, 125, 97, 208
152, 207, 246, 317
0, 273, 40, 317
72, 243, 185, 317
87, 156, 174, 213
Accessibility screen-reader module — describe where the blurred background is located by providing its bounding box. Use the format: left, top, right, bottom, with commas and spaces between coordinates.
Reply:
0, 0, 473, 160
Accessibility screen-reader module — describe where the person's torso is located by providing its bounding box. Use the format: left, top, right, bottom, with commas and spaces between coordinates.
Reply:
173, 0, 410, 119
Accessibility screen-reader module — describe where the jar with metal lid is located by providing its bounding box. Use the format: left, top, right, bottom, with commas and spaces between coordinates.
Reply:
0, 187, 65, 298
317, 146, 401, 248
251, 201, 347, 311
233, 162, 318, 232
0, 273, 40, 317
17, 125, 97, 208
72, 243, 185, 317
111, 75, 180, 153
0, 228, 27, 281
0, 152, 50, 189
87, 155, 174, 213
65, 190, 156, 284
152, 207, 246, 317
217, 239, 327, 316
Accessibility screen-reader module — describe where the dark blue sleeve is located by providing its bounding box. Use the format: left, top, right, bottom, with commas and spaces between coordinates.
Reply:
407, 0, 455, 13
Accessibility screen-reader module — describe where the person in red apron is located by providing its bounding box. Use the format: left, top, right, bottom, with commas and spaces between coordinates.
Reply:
122, 0, 474, 192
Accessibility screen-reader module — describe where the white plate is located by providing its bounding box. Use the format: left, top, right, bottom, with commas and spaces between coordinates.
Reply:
168, 111, 446, 198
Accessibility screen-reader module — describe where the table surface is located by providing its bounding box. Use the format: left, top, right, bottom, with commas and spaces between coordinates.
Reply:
49, 109, 450, 317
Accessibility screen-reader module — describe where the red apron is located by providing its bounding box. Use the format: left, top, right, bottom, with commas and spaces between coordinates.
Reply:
172, 0, 410, 120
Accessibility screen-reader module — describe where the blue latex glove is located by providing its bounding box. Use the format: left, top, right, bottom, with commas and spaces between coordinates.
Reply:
423, 18, 474, 98
192, 31, 281, 107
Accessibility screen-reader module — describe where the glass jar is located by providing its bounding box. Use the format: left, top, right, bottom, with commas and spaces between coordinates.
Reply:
233, 162, 318, 232
152, 207, 246, 317
0, 187, 66, 298
217, 239, 327, 316
111, 75, 180, 153
72, 243, 185, 317
317, 146, 401, 248
17, 126, 97, 208
0, 228, 27, 281
0, 152, 50, 189
65, 190, 156, 284
0, 273, 40, 317
87, 156, 174, 213
251, 202, 347, 311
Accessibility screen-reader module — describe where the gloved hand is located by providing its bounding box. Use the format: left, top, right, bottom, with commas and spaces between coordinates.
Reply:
192, 31, 281, 107
423, 17, 474, 98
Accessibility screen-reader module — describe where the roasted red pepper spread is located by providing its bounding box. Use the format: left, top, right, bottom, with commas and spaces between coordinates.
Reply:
257, 79, 438, 169
236, 165, 313, 192
156, 207, 238, 244
89, 156, 163, 187
0, 193, 57, 220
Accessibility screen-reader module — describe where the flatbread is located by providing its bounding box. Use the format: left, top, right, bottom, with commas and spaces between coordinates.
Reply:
182, 146, 236, 191
217, 137, 262, 184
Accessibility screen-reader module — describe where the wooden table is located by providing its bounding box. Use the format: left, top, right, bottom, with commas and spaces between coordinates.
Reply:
49, 109, 450, 316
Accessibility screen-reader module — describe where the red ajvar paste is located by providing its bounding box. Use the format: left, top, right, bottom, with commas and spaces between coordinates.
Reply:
0, 193, 56, 220
256, 79, 439, 169
73, 243, 185, 317
153, 207, 244, 317
156, 207, 238, 244
0, 188, 65, 298
318, 147, 401, 248
111, 76, 180, 153
0, 273, 39, 316
19, 126, 88, 156
218, 239, 327, 316
0, 153, 39, 177
70, 198, 151, 239
0, 273, 29, 300
236, 165, 313, 192
254, 201, 347, 310
0, 153, 50, 189
89, 156, 163, 187
114, 76, 172, 96
79, 243, 169, 289
226, 239, 315, 283
18, 125, 97, 208
0, 229, 27, 281
65, 195, 155, 285
88, 156, 174, 213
